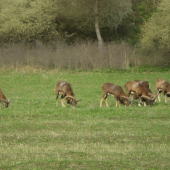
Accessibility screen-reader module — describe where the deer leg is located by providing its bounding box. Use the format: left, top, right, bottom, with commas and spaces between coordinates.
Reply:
116, 100, 119, 107
100, 93, 109, 107
100, 99, 103, 107
118, 100, 120, 107
100, 94, 105, 107
56, 92, 59, 106
144, 102, 146, 106
157, 93, 161, 102
105, 98, 109, 107
128, 90, 132, 97
138, 97, 141, 106
61, 95, 66, 107
165, 95, 168, 102
116, 100, 120, 107
61, 99, 66, 107
105, 93, 110, 107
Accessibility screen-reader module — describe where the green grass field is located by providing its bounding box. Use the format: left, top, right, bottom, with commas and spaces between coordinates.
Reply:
0, 68, 170, 169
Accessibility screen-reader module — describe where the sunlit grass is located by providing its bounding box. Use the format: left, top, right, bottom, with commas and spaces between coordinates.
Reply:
0, 68, 170, 169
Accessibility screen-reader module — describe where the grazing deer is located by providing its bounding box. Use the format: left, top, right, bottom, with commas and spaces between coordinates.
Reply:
0, 88, 11, 108
124, 81, 159, 106
155, 78, 170, 102
100, 83, 133, 107
55, 81, 81, 107
135, 80, 153, 96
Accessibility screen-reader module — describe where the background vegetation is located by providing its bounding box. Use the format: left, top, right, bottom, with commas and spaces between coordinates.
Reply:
0, 69, 170, 169
0, 0, 170, 70
141, 0, 170, 51
0, 0, 132, 43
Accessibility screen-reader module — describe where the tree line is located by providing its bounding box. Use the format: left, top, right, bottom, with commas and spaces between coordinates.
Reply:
0, 0, 169, 52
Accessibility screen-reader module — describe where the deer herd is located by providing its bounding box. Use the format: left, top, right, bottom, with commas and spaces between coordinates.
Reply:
0, 78, 170, 108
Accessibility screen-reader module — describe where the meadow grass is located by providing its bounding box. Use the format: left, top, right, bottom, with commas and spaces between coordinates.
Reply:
0, 68, 170, 169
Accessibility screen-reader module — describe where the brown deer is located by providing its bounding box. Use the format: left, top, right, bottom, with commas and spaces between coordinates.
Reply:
135, 80, 153, 96
55, 81, 81, 107
124, 81, 159, 106
100, 83, 133, 107
0, 88, 11, 108
155, 78, 170, 102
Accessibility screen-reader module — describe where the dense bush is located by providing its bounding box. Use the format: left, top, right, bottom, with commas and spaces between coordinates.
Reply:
141, 0, 170, 51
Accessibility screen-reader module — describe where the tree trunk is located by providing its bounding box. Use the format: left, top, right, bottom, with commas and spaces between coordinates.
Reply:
94, 0, 103, 50
145, 0, 149, 13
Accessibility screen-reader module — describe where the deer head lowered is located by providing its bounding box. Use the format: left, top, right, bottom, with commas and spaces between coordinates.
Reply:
55, 81, 81, 107
0, 88, 11, 108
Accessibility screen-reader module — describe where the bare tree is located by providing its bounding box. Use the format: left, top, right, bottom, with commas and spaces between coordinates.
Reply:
94, 0, 103, 49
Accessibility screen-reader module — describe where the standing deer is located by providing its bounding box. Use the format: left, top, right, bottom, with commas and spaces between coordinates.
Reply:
100, 83, 133, 107
155, 78, 170, 102
55, 81, 81, 107
0, 88, 11, 108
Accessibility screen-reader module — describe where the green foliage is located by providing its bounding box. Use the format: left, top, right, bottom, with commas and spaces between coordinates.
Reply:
0, 69, 170, 169
0, 0, 165, 44
116, 0, 160, 44
140, 0, 170, 50
99, 0, 132, 29
0, 0, 60, 43
0, 0, 132, 43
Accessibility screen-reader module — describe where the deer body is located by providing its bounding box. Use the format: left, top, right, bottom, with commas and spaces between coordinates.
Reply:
100, 83, 132, 107
124, 81, 158, 106
55, 81, 81, 107
155, 78, 170, 102
135, 80, 153, 95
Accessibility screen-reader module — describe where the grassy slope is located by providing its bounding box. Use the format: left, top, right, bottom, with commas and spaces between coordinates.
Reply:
0, 68, 170, 169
